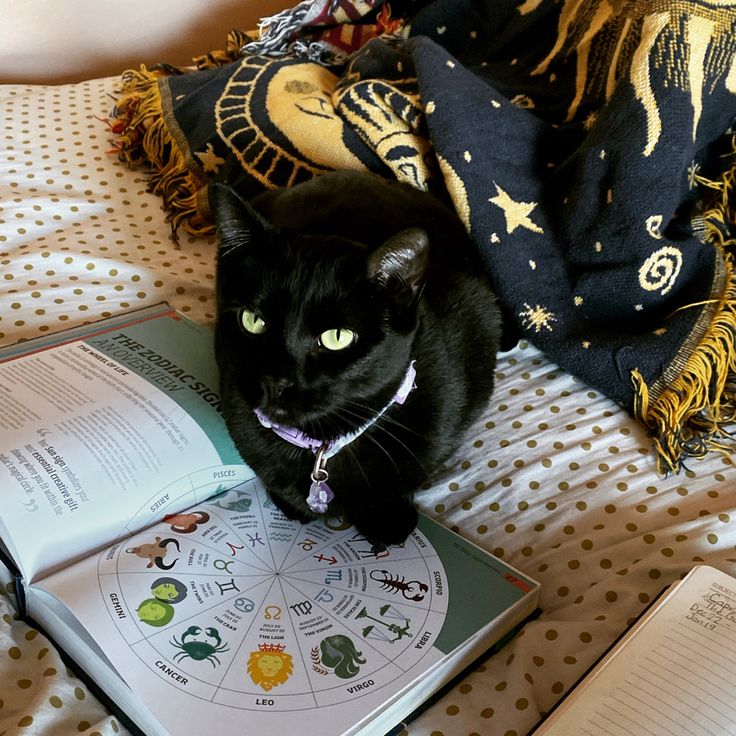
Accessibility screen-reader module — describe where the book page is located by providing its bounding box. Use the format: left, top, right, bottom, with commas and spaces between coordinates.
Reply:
0, 309, 253, 583
536, 565, 736, 736
32, 486, 538, 736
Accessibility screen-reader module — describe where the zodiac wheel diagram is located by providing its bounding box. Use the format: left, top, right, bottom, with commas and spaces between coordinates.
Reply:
97, 479, 449, 711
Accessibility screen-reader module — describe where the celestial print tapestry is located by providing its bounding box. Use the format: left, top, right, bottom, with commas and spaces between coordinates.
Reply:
114, 0, 736, 473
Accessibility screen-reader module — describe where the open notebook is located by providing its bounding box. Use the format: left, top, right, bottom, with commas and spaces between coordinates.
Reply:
533, 564, 736, 735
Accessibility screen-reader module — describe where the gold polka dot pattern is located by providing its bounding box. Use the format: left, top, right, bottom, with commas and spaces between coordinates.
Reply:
0, 78, 218, 348
2, 77, 735, 736
407, 342, 736, 735
0, 576, 122, 734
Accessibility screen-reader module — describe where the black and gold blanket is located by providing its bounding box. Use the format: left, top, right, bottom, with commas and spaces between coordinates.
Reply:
114, 0, 736, 472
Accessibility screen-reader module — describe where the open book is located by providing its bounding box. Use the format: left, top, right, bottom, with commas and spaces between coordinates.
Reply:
0, 303, 540, 736
533, 564, 736, 736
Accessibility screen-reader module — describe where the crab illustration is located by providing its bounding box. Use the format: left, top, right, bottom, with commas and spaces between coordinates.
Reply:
169, 626, 230, 667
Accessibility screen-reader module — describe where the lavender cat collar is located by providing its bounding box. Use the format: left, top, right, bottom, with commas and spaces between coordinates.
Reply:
254, 360, 416, 513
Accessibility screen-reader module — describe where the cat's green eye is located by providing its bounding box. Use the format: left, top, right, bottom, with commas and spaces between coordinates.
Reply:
319, 328, 356, 351
240, 309, 266, 335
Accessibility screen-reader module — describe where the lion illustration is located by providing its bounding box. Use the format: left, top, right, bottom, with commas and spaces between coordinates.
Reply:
247, 645, 293, 691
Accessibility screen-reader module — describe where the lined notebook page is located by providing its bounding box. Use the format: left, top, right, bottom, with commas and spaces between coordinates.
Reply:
535, 565, 736, 736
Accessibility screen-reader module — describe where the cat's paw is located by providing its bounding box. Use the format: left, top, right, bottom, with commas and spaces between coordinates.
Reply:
355, 501, 418, 547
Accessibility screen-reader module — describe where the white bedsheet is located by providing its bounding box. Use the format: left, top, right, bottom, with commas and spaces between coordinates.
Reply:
1, 76, 734, 736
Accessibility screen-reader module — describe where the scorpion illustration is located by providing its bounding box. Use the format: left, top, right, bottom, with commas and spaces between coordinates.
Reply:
169, 626, 230, 667
369, 570, 428, 601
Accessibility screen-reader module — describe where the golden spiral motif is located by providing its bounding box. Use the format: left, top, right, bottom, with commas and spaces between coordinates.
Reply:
638, 246, 683, 295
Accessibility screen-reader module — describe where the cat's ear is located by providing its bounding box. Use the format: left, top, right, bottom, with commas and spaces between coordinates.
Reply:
210, 182, 271, 258
367, 228, 430, 304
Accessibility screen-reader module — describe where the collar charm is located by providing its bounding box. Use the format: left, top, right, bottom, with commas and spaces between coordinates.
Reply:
306, 443, 334, 514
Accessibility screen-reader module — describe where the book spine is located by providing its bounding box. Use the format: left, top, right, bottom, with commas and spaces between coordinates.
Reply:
14, 571, 27, 619
0, 544, 26, 617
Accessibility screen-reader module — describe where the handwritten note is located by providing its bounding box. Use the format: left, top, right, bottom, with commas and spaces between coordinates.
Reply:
535, 566, 736, 736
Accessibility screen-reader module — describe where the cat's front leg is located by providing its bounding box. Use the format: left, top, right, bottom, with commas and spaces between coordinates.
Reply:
349, 495, 418, 548
266, 486, 314, 524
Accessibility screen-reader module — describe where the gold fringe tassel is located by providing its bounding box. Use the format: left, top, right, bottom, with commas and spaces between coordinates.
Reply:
112, 66, 214, 240
632, 136, 736, 473
193, 29, 254, 70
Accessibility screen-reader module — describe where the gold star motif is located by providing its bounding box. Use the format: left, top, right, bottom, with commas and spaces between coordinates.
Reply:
489, 183, 544, 235
519, 303, 557, 333
195, 143, 226, 173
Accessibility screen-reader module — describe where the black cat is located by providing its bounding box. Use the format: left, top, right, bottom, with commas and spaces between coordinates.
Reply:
212, 171, 501, 546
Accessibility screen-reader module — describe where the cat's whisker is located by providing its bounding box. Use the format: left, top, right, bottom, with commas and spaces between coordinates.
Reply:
343, 402, 430, 464
331, 406, 373, 436
355, 428, 404, 476
337, 404, 428, 476
319, 415, 345, 443
287, 445, 304, 463
346, 399, 429, 440
371, 424, 429, 476
342, 445, 372, 488
326, 407, 402, 477
338, 400, 396, 426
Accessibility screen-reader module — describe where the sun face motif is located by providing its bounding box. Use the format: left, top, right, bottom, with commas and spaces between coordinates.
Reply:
215, 57, 367, 190
528, 1, 736, 154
